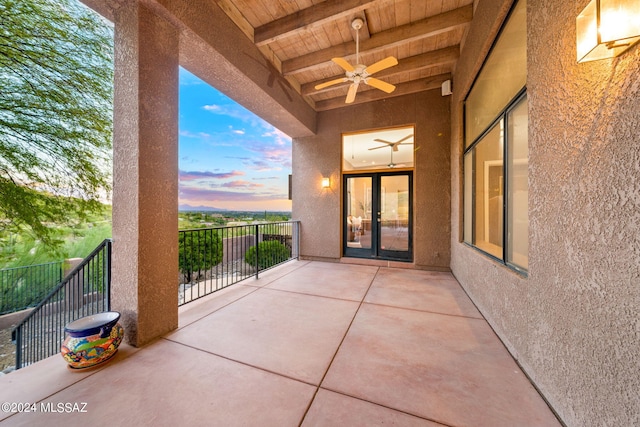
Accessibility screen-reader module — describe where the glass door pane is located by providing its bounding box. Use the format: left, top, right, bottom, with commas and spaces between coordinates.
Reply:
345, 176, 373, 251
379, 175, 409, 252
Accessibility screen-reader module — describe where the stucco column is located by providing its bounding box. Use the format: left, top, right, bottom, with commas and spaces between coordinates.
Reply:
112, 1, 179, 346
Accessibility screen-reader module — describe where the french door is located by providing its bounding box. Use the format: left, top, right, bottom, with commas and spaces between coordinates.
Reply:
343, 172, 412, 261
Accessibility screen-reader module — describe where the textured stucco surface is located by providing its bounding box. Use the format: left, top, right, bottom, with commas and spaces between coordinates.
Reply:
293, 91, 451, 270
450, 0, 640, 425
112, 3, 179, 346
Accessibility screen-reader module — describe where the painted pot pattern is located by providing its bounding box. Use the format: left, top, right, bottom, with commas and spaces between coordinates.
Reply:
61, 313, 124, 369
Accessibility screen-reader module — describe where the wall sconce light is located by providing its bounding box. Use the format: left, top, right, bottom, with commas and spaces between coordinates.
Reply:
577, 0, 640, 62
321, 177, 330, 188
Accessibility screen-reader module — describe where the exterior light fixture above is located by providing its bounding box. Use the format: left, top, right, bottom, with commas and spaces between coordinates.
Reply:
321, 177, 330, 188
577, 0, 640, 62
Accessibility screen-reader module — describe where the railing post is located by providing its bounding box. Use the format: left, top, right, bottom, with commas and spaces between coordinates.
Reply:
106, 239, 112, 311
64, 258, 84, 312
296, 221, 300, 260
13, 325, 22, 369
255, 224, 259, 279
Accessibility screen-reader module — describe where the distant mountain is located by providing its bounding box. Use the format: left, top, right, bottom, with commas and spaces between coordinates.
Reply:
178, 204, 227, 212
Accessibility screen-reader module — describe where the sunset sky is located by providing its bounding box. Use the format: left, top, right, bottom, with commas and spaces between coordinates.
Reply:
178, 67, 292, 212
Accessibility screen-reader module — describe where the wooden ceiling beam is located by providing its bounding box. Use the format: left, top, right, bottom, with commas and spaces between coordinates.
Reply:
314, 73, 452, 111
302, 45, 459, 96
254, 0, 383, 46
282, 4, 472, 76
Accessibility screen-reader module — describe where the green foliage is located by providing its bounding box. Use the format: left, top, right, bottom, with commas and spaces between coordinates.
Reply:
179, 230, 223, 283
0, 0, 113, 248
245, 240, 290, 270
0, 205, 112, 269
0, 260, 63, 315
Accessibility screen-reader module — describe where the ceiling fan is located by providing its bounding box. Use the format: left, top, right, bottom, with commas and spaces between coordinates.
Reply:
368, 134, 414, 152
314, 18, 398, 104
385, 150, 406, 169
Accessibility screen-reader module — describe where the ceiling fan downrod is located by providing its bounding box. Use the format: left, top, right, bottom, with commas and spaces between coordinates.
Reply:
352, 18, 364, 65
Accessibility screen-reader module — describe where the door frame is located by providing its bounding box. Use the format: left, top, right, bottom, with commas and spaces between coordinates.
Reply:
343, 171, 413, 261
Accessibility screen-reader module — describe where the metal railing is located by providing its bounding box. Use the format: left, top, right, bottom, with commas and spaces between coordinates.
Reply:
12, 239, 112, 369
0, 261, 63, 315
179, 221, 299, 306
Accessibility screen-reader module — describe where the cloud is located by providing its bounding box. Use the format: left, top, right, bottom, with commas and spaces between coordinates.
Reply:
179, 170, 245, 181
242, 142, 292, 170
221, 180, 264, 189
180, 130, 211, 139
202, 104, 222, 112
202, 103, 261, 127
179, 186, 286, 202
261, 126, 291, 146
252, 176, 279, 181
245, 159, 274, 172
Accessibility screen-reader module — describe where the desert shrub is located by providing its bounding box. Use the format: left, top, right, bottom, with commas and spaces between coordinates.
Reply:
244, 240, 290, 270
179, 229, 223, 283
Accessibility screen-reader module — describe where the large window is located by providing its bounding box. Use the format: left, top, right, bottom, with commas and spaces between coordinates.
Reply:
463, 0, 528, 272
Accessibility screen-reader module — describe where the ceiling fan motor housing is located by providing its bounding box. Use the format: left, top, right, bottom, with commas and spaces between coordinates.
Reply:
347, 65, 369, 83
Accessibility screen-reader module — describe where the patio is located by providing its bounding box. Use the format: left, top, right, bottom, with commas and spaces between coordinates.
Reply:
1, 261, 559, 426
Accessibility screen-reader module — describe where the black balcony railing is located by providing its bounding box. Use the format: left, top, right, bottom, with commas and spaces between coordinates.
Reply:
11, 239, 112, 370
179, 221, 299, 306
10, 222, 299, 368
0, 261, 63, 315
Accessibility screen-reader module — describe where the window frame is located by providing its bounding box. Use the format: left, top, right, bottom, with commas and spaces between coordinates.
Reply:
464, 90, 528, 275
462, 0, 528, 275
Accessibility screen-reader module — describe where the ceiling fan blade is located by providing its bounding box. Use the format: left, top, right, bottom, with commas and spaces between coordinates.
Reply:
373, 138, 393, 145
366, 77, 396, 93
396, 134, 414, 144
314, 77, 348, 90
364, 56, 398, 75
346, 82, 359, 104
332, 57, 355, 73
368, 145, 388, 151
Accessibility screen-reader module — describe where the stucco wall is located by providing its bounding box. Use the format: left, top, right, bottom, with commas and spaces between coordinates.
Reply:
292, 90, 451, 270
450, 0, 640, 425
112, 3, 180, 346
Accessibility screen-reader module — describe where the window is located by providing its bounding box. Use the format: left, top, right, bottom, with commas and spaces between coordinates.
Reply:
463, 0, 528, 272
342, 126, 414, 172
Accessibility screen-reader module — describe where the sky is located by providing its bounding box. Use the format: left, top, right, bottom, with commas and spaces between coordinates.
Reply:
178, 67, 292, 212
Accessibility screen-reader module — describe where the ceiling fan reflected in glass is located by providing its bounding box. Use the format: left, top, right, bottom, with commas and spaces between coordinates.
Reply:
386, 150, 405, 168
314, 18, 398, 104
368, 134, 413, 168
368, 134, 414, 152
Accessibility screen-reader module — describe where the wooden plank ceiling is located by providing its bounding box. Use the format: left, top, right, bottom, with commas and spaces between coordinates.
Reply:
216, 0, 474, 111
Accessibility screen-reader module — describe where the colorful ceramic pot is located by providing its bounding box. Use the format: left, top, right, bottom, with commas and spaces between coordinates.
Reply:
61, 311, 124, 369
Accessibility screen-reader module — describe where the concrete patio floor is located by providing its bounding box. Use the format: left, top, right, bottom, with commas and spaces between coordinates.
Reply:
0, 261, 561, 426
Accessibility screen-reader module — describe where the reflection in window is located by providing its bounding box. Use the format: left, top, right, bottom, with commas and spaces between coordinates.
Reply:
345, 176, 372, 249
507, 97, 529, 269
465, 0, 527, 148
472, 122, 504, 259
343, 126, 414, 171
463, 0, 528, 272
380, 175, 410, 252
464, 95, 528, 271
